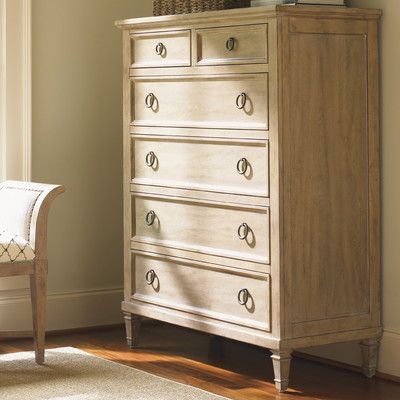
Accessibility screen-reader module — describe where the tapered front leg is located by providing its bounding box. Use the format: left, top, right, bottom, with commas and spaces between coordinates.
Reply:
30, 260, 48, 365
271, 350, 292, 392
360, 338, 380, 378
124, 312, 142, 349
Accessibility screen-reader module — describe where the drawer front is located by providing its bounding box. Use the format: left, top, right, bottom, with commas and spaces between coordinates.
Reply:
132, 74, 269, 130
131, 30, 191, 68
196, 24, 268, 66
133, 254, 271, 331
132, 138, 269, 197
133, 197, 270, 264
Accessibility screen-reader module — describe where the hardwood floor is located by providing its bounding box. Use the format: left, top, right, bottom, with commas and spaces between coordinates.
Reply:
0, 322, 399, 400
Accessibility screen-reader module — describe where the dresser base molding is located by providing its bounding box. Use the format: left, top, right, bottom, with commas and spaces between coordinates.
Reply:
123, 305, 382, 391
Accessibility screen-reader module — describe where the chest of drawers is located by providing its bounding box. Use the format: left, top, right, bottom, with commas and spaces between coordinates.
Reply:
116, 5, 382, 392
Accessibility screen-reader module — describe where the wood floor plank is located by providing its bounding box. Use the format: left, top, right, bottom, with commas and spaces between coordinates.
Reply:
0, 323, 399, 400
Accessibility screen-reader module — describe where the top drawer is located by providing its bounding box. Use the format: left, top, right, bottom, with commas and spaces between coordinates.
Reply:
196, 24, 268, 66
131, 30, 191, 68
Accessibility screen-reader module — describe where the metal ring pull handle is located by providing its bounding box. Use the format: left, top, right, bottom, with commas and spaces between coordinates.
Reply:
146, 211, 156, 226
145, 270, 156, 285
145, 93, 155, 109
155, 42, 165, 56
226, 37, 235, 51
236, 93, 247, 110
238, 289, 249, 306
146, 151, 156, 167
236, 158, 249, 175
238, 223, 249, 241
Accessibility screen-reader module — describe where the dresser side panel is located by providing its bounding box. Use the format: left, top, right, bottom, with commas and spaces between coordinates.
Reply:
280, 16, 381, 339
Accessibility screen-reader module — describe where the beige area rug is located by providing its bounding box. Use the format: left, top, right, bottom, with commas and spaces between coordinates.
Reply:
0, 347, 229, 400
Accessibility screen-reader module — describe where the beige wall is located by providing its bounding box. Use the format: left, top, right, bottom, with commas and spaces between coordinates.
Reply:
306, 0, 400, 378
5, 0, 153, 330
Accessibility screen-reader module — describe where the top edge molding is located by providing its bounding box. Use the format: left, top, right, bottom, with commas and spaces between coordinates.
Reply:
115, 5, 381, 30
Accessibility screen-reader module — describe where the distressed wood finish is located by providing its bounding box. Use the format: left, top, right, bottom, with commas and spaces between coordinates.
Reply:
133, 254, 271, 331
130, 30, 191, 68
117, 4, 382, 393
195, 24, 268, 66
132, 74, 269, 130
132, 137, 269, 198
0, 181, 64, 364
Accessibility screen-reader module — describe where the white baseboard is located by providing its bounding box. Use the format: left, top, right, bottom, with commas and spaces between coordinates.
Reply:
0, 286, 124, 331
303, 329, 400, 378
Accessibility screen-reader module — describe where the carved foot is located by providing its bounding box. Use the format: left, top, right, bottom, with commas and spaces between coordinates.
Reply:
360, 338, 380, 378
124, 313, 142, 349
271, 350, 292, 392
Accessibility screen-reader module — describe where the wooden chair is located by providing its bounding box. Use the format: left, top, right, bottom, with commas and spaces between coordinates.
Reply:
0, 181, 65, 364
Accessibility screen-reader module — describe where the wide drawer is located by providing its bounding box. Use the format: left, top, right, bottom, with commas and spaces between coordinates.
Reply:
132, 138, 269, 197
132, 74, 269, 130
130, 30, 191, 68
132, 254, 271, 331
196, 24, 268, 66
132, 196, 270, 264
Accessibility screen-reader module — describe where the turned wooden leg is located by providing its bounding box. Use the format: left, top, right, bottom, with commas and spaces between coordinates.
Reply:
30, 260, 48, 365
124, 312, 142, 349
271, 350, 292, 392
360, 338, 380, 378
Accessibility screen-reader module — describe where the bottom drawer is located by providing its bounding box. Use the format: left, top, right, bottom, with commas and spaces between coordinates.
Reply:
132, 254, 271, 331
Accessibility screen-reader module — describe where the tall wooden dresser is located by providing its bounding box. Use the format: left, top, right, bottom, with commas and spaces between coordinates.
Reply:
116, 5, 382, 392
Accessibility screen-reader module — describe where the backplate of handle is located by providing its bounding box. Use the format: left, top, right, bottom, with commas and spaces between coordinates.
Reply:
238, 223, 249, 240
238, 289, 249, 306
236, 158, 249, 175
226, 37, 235, 51
145, 93, 155, 109
145, 270, 156, 285
146, 151, 156, 167
155, 42, 165, 56
146, 211, 156, 226
236, 93, 247, 110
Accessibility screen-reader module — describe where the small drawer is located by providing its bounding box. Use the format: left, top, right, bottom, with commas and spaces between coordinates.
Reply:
130, 30, 191, 68
196, 24, 268, 66
132, 138, 269, 198
132, 196, 270, 265
132, 254, 271, 331
132, 74, 269, 130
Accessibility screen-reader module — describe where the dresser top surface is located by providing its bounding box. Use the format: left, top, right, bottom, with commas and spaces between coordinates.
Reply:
115, 5, 381, 30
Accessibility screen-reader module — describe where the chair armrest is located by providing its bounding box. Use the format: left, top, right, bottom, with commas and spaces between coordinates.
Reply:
0, 181, 65, 259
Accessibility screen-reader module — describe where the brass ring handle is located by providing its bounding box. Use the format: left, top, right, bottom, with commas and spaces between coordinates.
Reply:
155, 42, 165, 56
236, 158, 249, 175
238, 223, 249, 241
238, 289, 249, 306
145, 93, 155, 109
226, 37, 235, 51
146, 211, 156, 226
236, 93, 247, 110
145, 270, 156, 285
146, 151, 156, 167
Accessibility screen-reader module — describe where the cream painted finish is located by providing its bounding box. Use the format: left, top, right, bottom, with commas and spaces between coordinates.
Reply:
130, 30, 191, 68
133, 196, 270, 264
132, 138, 269, 197
132, 74, 269, 130
117, 4, 382, 392
195, 24, 268, 66
133, 254, 271, 331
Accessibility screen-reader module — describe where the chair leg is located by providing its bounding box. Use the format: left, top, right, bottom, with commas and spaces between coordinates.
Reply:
30, 260, 48, 365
